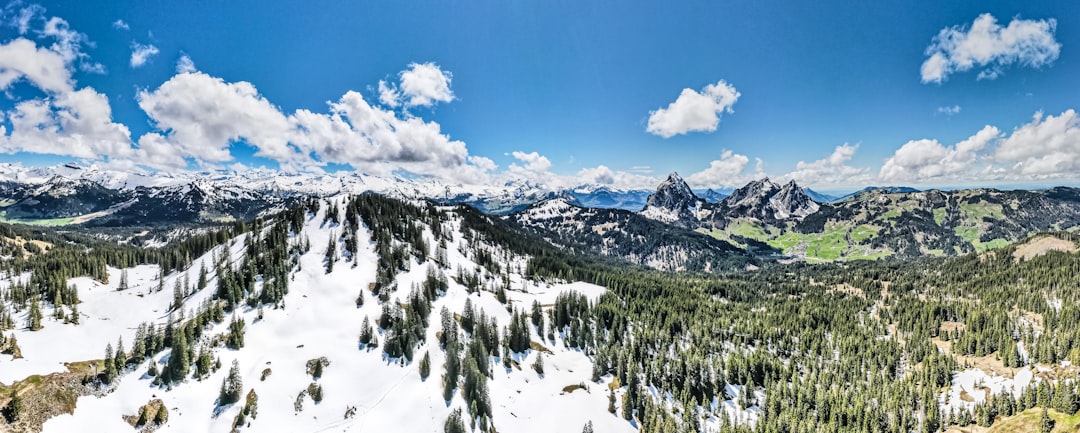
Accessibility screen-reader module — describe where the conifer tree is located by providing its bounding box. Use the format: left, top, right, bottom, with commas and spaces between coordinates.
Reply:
219, 360, 243, 405
1040, 407, 1054, 433
27, 298, 42, 331
419, 351, 431, 380
167, 330, 190, 382
443, 408, 465, 433
103, 343, 117, 383
197, 263, 208, 291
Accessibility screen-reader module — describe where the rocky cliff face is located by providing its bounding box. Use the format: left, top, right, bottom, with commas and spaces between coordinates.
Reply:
639, 172, 709, 227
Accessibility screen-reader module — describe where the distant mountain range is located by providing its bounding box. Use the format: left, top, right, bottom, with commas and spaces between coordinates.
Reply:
4, 163, 1080, 265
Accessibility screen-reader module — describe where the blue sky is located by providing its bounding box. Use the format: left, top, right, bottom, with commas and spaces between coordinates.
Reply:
0, 0, 1078, 191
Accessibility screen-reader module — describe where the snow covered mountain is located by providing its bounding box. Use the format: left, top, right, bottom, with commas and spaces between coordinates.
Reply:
510, 197, 753, 271
0, 194, 762, 433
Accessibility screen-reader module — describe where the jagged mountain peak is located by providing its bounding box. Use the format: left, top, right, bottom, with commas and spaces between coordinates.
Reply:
723, 177, 780, 207
771, 180, 819, 219
647, 172, 698, 207
640, 171, 704, 225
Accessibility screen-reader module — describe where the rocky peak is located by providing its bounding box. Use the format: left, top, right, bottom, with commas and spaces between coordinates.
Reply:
640, 172, 706, 226
645, 172, 698, 210
771, 180, 819, 219
721, 177, 780, 209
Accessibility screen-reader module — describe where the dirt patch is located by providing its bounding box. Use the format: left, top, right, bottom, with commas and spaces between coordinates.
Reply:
940, 321, 966, 333
1014, 236, 1077, 262
0, 360, 102, 433
932, 338, 1014, 379
560, 383, 587, 394
828, 283, 865, 298
122, 398, 167, 432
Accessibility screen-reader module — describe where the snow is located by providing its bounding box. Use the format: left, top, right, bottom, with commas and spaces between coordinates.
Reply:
941, 367, 1035, 413
35, 197, 635, 433
516, 198, 577, 223
0, 237, 241, 384
640, 205, 680, 223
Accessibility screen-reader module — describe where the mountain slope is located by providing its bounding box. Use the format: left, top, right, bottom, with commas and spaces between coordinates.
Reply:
510, 198, 753, 271
0, 196, 653, 433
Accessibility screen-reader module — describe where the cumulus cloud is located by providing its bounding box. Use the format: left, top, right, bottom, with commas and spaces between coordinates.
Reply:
398, 62, 454, 107
136, 72, 298, 167
176, 54, 196, 73
686, 150, 753, 188
0, 37, 132, 161
112, 19, 128, 31
921, 14, 1060, 83
135, 70, 492, 180
781, 144, 872, 187
130, 42, 158, 68
0, 37, 72, 92
879, 125, 1000, 182
509, 151, 552, 173
646, 80, 739, 138
994, 109, 1080, 178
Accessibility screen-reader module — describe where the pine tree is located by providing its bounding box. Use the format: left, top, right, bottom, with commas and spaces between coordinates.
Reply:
443, 408, 466, 433
103, 343, 117, 383
582, 420, 594, 433
197, 263, 208, 291
419, 351, 431, 380
1040, 407, 1054, 433
118, 269, 129, 291
226, 316, 245, 349
219, 360, 243, 405
532, 353, 544, 375
167, 330, 190, 383
325, 233, 337, 274
196, 346, 213, 379
114, 337, 126, 373
27, 298, 42, 331
2, 391, 21, 423
531, 300, 543, 329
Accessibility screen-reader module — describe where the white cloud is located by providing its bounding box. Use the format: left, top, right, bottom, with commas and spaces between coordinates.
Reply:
135, 70, 493, 181
0, 35, 134, 162
398, 62, 454, 107
112, 19, 129, 31
647, 80, 740, 138
686, 150, 752, 188
175, 54, 196, 73
130, 42, 159, 68
41, 16, 104, 74
6, 3, 43, 34
782, 144, 872, 187
879, 125, 1000, 182
136, 72, 295, 167
921, 14, 1060, 83
377, 80, 399, 107
937, 105, 962, 116
509, 151, 552, 173
575, 165, 658, 190
0, 37, 72, 93
994, 109, 1080, 178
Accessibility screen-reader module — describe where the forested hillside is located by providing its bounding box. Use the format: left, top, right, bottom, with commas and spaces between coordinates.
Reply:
1, 194, 1079, 433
